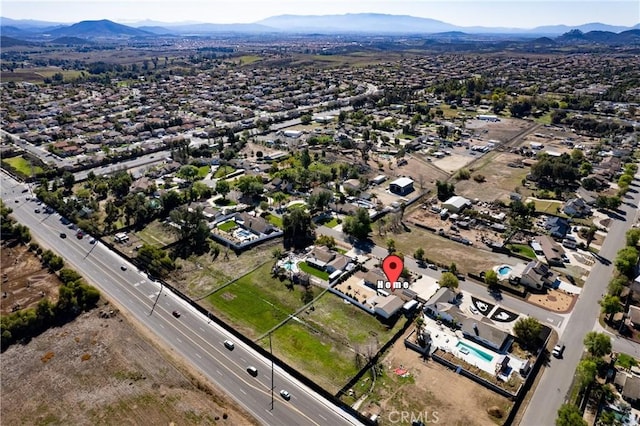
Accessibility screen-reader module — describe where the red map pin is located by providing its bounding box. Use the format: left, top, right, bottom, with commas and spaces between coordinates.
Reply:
382, 254, 403, 285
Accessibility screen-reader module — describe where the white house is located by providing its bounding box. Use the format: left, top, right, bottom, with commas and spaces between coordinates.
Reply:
442, 196, 471, 213
389, 177, 414, 196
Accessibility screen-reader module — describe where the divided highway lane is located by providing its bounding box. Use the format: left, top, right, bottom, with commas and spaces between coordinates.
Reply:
1, 175, 362, 426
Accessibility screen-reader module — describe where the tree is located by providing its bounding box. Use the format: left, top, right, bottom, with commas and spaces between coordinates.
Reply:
583, 332, 611, 357
169, 206, 211, 256
414, 247, 425, 264
626, 229, 640, 248
342, 207, 372, 240
62, 171, 75, 192
556, 404, 586, 426
315, 235, 336, 250
513, 317, 542, 348
137, 244, 175, 278
386, 238, 396, 253
216, 179, 231, 200
484, 269, 499, 288
300, 148, 312, 169
439, 272, 459, 289
177, 165, 199, 182
282, 207, 314, 249
577, 358, 597, 388
600, 294, 622, 322
615, 246, 639, 278
300, 114, 312, 125
584, 225, 598, 249
235, 175, 264, 200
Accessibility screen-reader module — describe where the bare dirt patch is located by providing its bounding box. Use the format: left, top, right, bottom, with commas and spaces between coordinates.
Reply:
1, 308, 257, 426
356, 330, 513, 425
527, 289, 576, 313
0, 243, 60, 315
373, 223, 519, 274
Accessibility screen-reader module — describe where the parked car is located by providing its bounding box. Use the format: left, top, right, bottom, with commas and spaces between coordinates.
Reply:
223, 340, 235, 350
280, 390, 291, 400
552, 344, 565, 358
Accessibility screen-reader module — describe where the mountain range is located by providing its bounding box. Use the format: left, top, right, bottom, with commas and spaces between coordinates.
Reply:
1, 14, 638, 39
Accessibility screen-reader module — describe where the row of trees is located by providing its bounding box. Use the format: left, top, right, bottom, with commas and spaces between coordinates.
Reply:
0, 201, 31, 243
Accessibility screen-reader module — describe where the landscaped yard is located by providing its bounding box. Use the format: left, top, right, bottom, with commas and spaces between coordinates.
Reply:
2, 156, 44, 177
316, 216, 339, 228
214, 165, 235, 178
266, 214, 283, 228
206, 262, 314, 337
528, 198, 566, 215
298, 261, 330, 281
217, 220, 237, 232
197, 165, 210, 178
507, 243, 536, 259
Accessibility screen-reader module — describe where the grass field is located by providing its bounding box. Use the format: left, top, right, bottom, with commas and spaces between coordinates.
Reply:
316, 216, 339, 228
0, 67, 82, 83
207, 262, 313, 337
261, 321, 359, 393
2, 156, 44, 176
298, 261, 330, 281
528, 198, 565, 215
135, 220, 178, 247
236, 55, 262, 65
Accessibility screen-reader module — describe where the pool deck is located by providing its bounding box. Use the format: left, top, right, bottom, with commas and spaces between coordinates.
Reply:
423, 316, 526, 377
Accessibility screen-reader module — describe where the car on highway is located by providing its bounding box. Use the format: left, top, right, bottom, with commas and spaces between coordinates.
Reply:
34, 208, 41, 213
14, 199, 19, 203
120, 265, 127, 271
247, 366, 258, 377
76, 230, 84, 239
89, 238, 96, 244
427, 264, 437, 270
280, 390, 291, 400
224, 340, 235, 350
552, 343, 565, 358
172, 310, 181, 318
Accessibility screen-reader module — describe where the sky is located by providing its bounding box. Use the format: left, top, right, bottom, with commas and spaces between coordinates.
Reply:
2, 0, 639, 28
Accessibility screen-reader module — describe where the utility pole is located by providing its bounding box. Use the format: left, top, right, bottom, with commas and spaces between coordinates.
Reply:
270, 332, 274, 411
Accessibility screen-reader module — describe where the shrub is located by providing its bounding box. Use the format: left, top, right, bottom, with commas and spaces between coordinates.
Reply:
473, 174, 486, 183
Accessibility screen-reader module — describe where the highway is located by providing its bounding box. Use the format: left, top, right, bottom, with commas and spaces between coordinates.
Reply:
521, 176, 640, 426
1, 172, 363, 426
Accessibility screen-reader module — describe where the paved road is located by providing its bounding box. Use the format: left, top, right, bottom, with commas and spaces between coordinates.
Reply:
521, 177, 640, 426
1, 173, 363, 426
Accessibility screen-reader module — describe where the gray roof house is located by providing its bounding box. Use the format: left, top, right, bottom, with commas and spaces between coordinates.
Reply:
461, 317, 513, 353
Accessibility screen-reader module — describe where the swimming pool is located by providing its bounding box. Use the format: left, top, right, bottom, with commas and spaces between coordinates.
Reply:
456, 341, 494, 362
498, 266, 512, 276
283, 261, 295, 271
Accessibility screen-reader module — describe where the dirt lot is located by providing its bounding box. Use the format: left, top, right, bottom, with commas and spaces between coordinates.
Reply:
0, 243, 60, 315
375, 219, 520, 274
355, 329, 513, 425
1, 308, 257, 426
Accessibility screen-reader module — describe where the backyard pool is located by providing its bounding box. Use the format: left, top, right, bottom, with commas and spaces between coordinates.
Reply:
496, 265, 513, 280
456, 341, 494, 362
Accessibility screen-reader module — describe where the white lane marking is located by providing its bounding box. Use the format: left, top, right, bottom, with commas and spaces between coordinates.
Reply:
199, 327, 205, 332
196, 353, 202, 359
240, 389, 246, 395
319, 414, 327, 421
177, 338, 182, 343
240, 357, 246, 363
216, 370, 223, 376
159, 323, 165, 329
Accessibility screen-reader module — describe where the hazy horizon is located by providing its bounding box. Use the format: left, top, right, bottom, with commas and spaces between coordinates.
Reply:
2, 0, 638, 29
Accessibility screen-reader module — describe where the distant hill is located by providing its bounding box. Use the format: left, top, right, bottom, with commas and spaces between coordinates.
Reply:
46, 19, 153, 39
0, 14, 638, 37
257, 13, 459, 34
0, 35, 36, 47
50, 36, 93, 45
556, 29, 640, 44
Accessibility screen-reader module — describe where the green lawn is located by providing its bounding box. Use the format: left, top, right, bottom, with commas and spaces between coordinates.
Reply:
316, 216, 339, 228
507, 244, 536, 259
266, 214, 283, 228
298, 261, 330, 281
207, 262, 313, 337
217, 220, 237, 232
236, 55, 262, 65
530, 199, 566, 215
197, 165, 210, 178
214, 166, 235, 178
397, 133, 415, 140
2, 156, 43, 176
